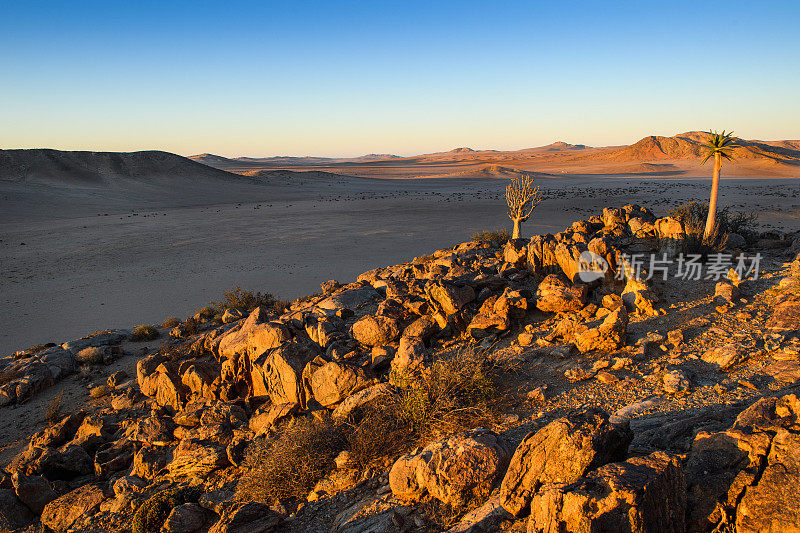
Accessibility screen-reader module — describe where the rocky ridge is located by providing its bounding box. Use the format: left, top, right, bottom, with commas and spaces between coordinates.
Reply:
2, 204, 800, 532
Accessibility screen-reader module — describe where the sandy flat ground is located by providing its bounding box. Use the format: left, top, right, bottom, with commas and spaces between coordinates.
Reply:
2, 174, 800, 354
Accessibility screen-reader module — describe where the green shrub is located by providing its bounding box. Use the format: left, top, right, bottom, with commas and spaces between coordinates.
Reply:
161, 317, 181, 328
130, 325, 159, 342
236, 417, 346, 503
472, 229, 510, 245
132, 487, 199, 533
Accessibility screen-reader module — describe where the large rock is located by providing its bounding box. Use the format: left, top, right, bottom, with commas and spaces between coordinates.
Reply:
466, 311, 511, 339
41, 484, 105, 532
528, 451, 686, 533
35, 445, 93, 479
527, 234, 560, 275
162, 502, 210, 533
574, 307, 628, 354
391, 336, 426, 376
555, 242, 588, 283
535, 275, 587, 314
503, 239, 528, 265
685, 392, 800, 531
403, 315, 440, 342
167, 438, 229, 478
766, 299, 800, 330
308, 361, 369, 407
390, 428, 510, 507
351, 315, 402, 346
702, 343, 746, 370
735, 428, 800, 532
499, 409, 633, 517
217, 309, 290, 361
12, 472, 57, 514
249, 402, 300, 436
331, 383, 392, 420
250, 340, 317, 407
0, 489, 35, 531
317, 287, 379, 311
208, 501, 282, 533
182, 361, 220, 400
425, 281, 476, 316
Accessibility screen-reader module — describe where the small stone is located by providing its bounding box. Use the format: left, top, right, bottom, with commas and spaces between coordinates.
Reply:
595, 371, 619, 384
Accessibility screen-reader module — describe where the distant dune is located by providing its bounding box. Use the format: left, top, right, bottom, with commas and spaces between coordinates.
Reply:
190, 131, 800, 179
0, 149, 246, 187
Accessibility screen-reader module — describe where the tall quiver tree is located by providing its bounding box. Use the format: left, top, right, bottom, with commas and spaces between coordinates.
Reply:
506, 173, 542, 239
701, 130, 739, 240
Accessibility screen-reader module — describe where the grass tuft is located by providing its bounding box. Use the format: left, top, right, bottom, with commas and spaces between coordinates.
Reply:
130, 325, 159, 342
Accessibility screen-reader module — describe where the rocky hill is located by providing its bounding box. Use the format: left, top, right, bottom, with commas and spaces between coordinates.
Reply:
2, 206, 800, 532
0, 149, 247, 187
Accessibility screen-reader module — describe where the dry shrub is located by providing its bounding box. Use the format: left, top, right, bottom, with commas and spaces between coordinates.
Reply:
472, 229, 510, 245
45, 392, 63, 426
130, 325, 159, 342
236, 417, 346, 503
195, 306, 216, 319
75, 347, 104, 366
348, 345, 504, 467
212, 286, 284, 315
131, 487, 200, 533
161, 317, 181, 328
180, 317, 200, 337
669, 201, 758, 255
90, 384, 111, 398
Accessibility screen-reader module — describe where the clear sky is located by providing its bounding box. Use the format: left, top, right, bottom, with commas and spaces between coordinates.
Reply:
2, 0, 798, 157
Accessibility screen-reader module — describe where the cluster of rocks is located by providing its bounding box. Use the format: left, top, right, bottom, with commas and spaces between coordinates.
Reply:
0, 331, 130, 407
3, 203, 800, 532
385, 391, 800, 533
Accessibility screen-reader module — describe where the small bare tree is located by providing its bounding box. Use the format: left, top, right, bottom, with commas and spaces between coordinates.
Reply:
506, 174, 542, 239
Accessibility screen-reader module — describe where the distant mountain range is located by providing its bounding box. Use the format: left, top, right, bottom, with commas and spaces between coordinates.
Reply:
189, 132, 800, 178
2, 131, 798, 188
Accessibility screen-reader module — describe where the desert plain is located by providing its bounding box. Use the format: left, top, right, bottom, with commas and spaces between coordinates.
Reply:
1, 131, 799, 354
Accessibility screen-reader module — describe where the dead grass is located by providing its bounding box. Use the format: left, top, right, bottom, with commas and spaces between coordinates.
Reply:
236, 416, 347, 504
45, 392, 63, 426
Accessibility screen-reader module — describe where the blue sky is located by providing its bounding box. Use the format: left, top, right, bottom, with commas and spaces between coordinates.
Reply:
1, 0, 798, 157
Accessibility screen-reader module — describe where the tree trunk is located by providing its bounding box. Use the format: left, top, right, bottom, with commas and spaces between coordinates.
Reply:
703, 153, 722, 240
512, 218, 521, 239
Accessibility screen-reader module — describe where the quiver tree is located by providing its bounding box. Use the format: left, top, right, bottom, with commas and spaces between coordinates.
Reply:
506, 173, 542, 239
700, 130, 739, 240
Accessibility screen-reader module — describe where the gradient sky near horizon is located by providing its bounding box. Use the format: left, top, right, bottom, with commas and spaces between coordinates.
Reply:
2, 0, 799, 157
